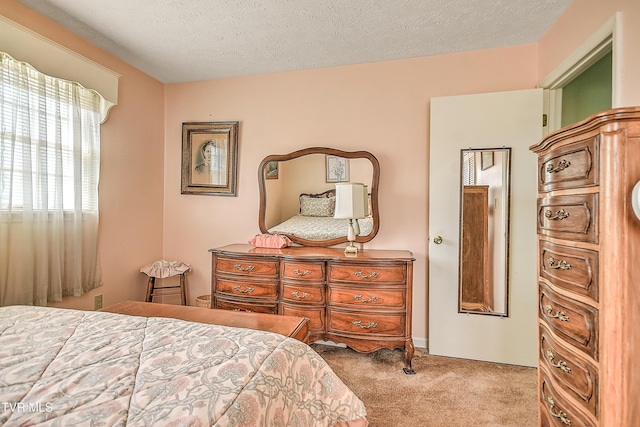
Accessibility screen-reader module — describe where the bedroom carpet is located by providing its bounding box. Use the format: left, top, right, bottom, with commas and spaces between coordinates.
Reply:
312, 344, 538, 427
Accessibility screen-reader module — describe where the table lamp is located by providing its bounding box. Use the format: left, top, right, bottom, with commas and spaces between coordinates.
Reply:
334, 182, 369, 255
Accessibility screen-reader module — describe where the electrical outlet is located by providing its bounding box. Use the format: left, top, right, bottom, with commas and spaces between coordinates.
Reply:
94, 294, 103, 310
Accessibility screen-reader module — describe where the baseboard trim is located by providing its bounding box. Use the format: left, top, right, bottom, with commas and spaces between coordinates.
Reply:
414, 337, 427, 349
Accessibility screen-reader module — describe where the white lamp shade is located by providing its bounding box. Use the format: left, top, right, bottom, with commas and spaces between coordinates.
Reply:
334, 183, 368, 219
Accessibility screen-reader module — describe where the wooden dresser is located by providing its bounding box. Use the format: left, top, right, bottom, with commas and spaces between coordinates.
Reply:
530, 107, 640, 426
209, 244, 416, 373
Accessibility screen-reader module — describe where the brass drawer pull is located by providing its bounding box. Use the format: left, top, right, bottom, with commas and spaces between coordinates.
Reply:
233, 285, 255, 293
354, 271, 379, 279
232, 308, 253, 312
546, 350, 572, 373
292, 269, 311, 276
352, 320, 378, 329
292, 291, 310, 299
545, 304, 570, 322
234, 264, 255, 272
545, 209, 570, 221
353, 295, 379, 303
546, 159, 571, 173
547, 396, 572, 425
547, 256, 572, 270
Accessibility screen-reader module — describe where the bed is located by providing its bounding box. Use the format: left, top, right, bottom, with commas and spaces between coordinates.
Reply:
268, 190, 373, 240
269, 215, 374, 240
0, 305, 367, 426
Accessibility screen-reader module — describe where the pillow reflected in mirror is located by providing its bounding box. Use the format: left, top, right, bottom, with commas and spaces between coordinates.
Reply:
300, 195, 335, 217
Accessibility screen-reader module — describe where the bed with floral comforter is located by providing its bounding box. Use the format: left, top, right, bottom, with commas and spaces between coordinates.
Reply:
0, 306, 367, 426
268, 215, 374, 240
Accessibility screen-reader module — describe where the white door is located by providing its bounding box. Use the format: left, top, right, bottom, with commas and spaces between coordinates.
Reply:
428, 89, 543, 367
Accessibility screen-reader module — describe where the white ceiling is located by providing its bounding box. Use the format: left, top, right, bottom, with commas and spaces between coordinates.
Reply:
17, 0, 573, 84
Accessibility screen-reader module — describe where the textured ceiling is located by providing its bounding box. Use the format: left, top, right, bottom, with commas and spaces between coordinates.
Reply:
17, 0, 573, 83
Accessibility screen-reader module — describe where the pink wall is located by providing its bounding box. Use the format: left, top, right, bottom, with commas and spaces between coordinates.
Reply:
538, 0, 640, 106
0, 1, 166, 310
163, 46, 539, 342
6, 0, 640, 345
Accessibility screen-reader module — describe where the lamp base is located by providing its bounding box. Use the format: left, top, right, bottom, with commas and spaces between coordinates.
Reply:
344, 219, 359, 255
344, 242, 359, 255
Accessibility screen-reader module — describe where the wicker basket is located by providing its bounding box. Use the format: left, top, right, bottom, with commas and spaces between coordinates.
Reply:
195, 295, 211, 308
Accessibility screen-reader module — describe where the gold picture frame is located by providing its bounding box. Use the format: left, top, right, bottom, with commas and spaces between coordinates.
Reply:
265, 161, 278, 179
181, 121, 239, 196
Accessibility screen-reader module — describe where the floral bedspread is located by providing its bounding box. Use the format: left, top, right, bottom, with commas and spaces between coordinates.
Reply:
0, 306, 367, 426
269, 215, 374, 240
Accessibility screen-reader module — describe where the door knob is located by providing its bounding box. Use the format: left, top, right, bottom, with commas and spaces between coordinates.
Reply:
433, 235, 443, 244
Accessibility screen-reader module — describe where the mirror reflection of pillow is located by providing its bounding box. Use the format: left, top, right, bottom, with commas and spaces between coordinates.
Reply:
300, 195, 335, 216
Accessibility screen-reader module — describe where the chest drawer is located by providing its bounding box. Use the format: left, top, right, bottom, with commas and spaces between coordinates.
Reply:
328, 286, 405, 309
327, 309, 405, 337
215, 256, 279, 278
539, 241, 599, 301
214, 297, 278, 314
540, 369, 597, 427
540, 283, 599, 360
540, 325, 598, 417
538, 136, 599, 192
281, 260, 325, 281
537, 194, 598, 244
215, 278, 278, 299
281, 284, 325, 304
329, 263, 406, 284
281, 304, 325, 334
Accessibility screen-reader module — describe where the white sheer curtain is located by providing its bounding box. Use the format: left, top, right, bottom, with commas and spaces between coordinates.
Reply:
0, 52, 102, 306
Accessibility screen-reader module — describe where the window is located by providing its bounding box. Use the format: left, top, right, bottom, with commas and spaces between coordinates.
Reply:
462, 151, 475, 186
0, 52, 102, 306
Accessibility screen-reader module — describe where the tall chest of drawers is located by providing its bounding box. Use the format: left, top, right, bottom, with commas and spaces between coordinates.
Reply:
530, 107, 640, 426
209, 244, 415, 373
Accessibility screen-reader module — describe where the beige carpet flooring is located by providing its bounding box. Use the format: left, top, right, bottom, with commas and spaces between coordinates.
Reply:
312, 344, 538, 427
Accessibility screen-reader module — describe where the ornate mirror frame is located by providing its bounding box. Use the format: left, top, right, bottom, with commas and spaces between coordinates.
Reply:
258, 147, 380, 247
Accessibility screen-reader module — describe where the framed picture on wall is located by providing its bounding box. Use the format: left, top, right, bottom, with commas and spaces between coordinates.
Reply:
181, 121, 239, 196
265, 161, 278, 179
326, 155, 350, 182
481, 151, 494, 170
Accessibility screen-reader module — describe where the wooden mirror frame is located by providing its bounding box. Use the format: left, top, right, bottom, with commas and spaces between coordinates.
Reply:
258, 147, 380, 247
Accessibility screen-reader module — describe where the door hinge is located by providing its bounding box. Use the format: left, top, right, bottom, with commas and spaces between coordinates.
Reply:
542, 114, 548, 127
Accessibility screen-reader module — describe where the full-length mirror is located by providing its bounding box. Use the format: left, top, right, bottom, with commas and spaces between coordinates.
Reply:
458, 148, 511, 316
258, 147, 380, 247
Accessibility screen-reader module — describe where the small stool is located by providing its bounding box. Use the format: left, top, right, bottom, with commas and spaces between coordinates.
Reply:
140, 260, 191, 305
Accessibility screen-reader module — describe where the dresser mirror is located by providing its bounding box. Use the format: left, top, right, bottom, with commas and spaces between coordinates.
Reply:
458, 148, 511, 316
258, 147, 380, 247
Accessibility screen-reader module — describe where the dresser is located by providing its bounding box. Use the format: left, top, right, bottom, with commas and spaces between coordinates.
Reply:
530, 107, 640, 426
209, 244, 416, 374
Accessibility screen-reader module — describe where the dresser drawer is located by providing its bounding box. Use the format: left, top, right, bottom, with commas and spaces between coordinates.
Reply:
281, 284, 325, 304
329, 263, 406, 284
327, 309, 405, 337
539, 240, 599, 301
281, 304, 325, 334
215, 278, 278, 299
540, 283, 599, 360
214, 297, 278, 314
540, 324, 598, 417
540, 369, 597, 427
538, 136, 599, 192
281, 260, 325, 281
328, 286, 406, 309
537, 194, 598, 244
215, 256, 278, 278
